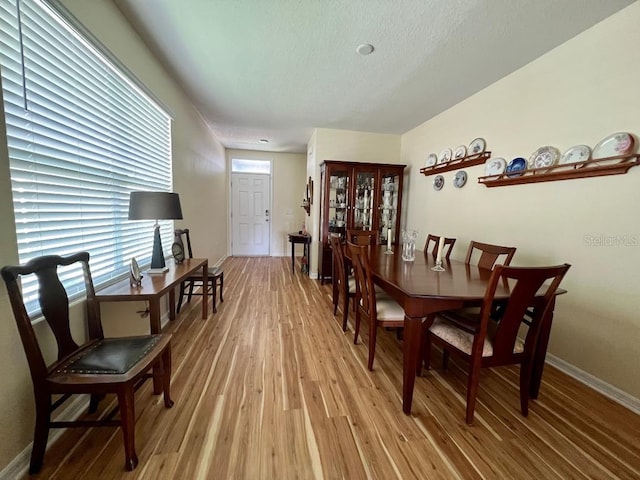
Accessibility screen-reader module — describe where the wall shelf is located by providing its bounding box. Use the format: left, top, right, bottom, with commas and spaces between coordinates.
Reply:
420, 151, 491, 176
477, 154, 640, 187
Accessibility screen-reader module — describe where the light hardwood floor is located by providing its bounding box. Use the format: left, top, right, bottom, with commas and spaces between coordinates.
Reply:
27, 257, 640, 479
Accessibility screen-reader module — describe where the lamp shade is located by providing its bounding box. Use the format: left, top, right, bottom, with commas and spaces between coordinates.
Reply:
128, 191, 183, 220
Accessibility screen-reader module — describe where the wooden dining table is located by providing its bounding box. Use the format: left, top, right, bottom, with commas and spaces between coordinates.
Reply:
359, 246, 565, 415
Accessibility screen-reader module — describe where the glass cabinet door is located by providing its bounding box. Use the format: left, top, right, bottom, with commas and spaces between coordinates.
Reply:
377, 170, 401, 245
327, 166, 350, 242
352, 168, 376, 231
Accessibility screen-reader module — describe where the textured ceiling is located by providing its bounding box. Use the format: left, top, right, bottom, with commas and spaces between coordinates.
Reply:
113, 0, 634, 153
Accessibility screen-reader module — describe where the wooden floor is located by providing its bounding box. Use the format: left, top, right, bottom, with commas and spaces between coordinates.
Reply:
28, 257, 640, 479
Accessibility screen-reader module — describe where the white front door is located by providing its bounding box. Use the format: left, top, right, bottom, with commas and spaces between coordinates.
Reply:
232, 173, 271, 256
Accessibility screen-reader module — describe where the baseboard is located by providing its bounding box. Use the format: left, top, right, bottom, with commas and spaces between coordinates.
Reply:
545, 353, 640, 415
0, 395, 90, 480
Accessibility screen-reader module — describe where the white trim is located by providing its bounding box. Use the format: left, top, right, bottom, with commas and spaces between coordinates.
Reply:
0, 395, 90, 480
545, 353, 640, 415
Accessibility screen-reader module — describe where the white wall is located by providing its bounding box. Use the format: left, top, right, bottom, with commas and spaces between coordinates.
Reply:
401, 2, 640, 399
0, 0, 228, 470
226, 149, 307, 257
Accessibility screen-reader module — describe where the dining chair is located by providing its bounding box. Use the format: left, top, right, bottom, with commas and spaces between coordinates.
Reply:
330, 235, 356, 331
1, 252, 173, 473
346, 229, 380, 245
424, 234, 456, 259
425, 263, 571, 424
465, 240, 517, 270
348, 241, 405, 370
175, 228, 224, 313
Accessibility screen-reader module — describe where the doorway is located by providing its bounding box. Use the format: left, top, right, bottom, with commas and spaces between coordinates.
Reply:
231, 172, 271, 256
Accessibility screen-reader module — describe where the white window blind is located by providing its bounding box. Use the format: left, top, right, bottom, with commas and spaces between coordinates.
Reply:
0, 0, 173, 313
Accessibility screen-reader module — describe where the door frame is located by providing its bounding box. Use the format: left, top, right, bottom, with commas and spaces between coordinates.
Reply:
229, 164, 273, 257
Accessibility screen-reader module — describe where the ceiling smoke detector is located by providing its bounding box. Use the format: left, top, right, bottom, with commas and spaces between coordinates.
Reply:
356, 44, 374, 56
259, 139, 269, 144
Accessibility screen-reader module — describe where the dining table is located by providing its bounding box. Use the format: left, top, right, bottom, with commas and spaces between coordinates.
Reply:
358, 246, 565, 415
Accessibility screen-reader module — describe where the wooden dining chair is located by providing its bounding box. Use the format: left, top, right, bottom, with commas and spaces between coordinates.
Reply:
425, 263, 571, 424
348, 242, 405, 370
0, 252, 174, 473
346, 229, 380, 245
330, 235, 356, 331
465, 240, 517, 270
175, 228, 224, 313
424, 234, 456, 259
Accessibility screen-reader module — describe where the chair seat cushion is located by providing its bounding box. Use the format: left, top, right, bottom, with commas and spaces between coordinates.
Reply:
347, 276, 356, 294
57, 336, 162, 374
429, 319, 524, 357
375, 297, 405, 321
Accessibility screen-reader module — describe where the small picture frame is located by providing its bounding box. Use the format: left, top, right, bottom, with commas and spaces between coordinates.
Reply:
172, 241, 185, 264
130, 257, 143, 287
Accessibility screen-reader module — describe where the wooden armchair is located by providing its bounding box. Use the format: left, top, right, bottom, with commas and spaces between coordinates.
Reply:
0, 252, 173, 473
424, 234, 456, 259
348, 242, 405, 370
330, 235, 355, 331
425, 263, 570, 424
175, 228, 224, 313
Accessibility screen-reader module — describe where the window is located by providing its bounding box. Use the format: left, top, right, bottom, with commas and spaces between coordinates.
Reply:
231, 158, 271, 174
0, 0, 173, 313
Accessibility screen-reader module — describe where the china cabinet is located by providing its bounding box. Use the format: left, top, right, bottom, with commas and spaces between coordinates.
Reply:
318, 160, 406, 283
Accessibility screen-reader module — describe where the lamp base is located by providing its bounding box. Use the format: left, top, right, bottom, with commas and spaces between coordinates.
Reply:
147, 266, 169, 275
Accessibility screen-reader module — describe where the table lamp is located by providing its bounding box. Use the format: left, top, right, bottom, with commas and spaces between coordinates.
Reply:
128, 191, 183, 274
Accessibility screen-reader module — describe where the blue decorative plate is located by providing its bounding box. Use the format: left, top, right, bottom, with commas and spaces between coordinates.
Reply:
506, 157, 527, 177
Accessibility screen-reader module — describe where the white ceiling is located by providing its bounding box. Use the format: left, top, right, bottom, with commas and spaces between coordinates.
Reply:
113, 0, 634, 154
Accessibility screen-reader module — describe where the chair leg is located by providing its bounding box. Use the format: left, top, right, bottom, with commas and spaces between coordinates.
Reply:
442, 349, 450, 370
187, 281, 195, 303
162, 345, 174, 408
465, 360, 482, 425
353, 309, 361, 344
367, 322, 377, 370
211, 279, 217, 313
88, 393, 104, 413
341, 294, 349, 331
520, 358, 533, 416
117, 384, 139, 471
177, 282, 186, 313
29, 394, 51, 474
219, 273, 224, 303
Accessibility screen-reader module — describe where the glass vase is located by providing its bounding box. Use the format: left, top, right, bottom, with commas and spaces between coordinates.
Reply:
401, 229, 417, 262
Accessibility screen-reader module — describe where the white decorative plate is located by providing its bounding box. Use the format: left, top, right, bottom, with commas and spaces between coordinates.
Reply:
453, 170, 467, 188
592, 132, 635, 159
425, 153, 438, 167
453, 145, 467, 159
559, 145, 591, 165
484, 157, 506, 176
529, 146, 560, 169
438, 148, 452, 164
468, 138, 486, 155
433, 175, 444, 190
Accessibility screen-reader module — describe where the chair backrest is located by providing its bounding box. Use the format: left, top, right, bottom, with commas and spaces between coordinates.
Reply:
424, 234, 456, 259
465, 241, 517, 270
329, 235, 348, 295
475, 263, 570, 361
174, 228, 194, 259
347, 229, 379, 246
1, 252, 101, 384
347, 242, 377, 322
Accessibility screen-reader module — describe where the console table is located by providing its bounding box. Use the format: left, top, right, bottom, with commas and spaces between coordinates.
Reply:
288, 233, 311, 275
92, 258, 209, 334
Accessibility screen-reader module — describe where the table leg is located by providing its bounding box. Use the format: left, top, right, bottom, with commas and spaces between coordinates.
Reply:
403, 314, 423, 414
530, 297, 556, 399
291, 241, 295, 273
149, 299, 161, 334
202, 262, 208, 319
168, 289, 176, 321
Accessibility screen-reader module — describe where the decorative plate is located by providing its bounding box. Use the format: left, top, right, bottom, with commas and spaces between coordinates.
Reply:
484, 157, 506, 176
130, 257, 143, 286
438, 148, 452, 164
559, 145, 591, 165
453, 145, 467, 159
506, 157, 527, 177
592, 132, 635, 159
453, 170, 467, 188
529, 146, 560, 169
468, 137, 486, 155
425, 153, 438, 167
433, 175, 444, 191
